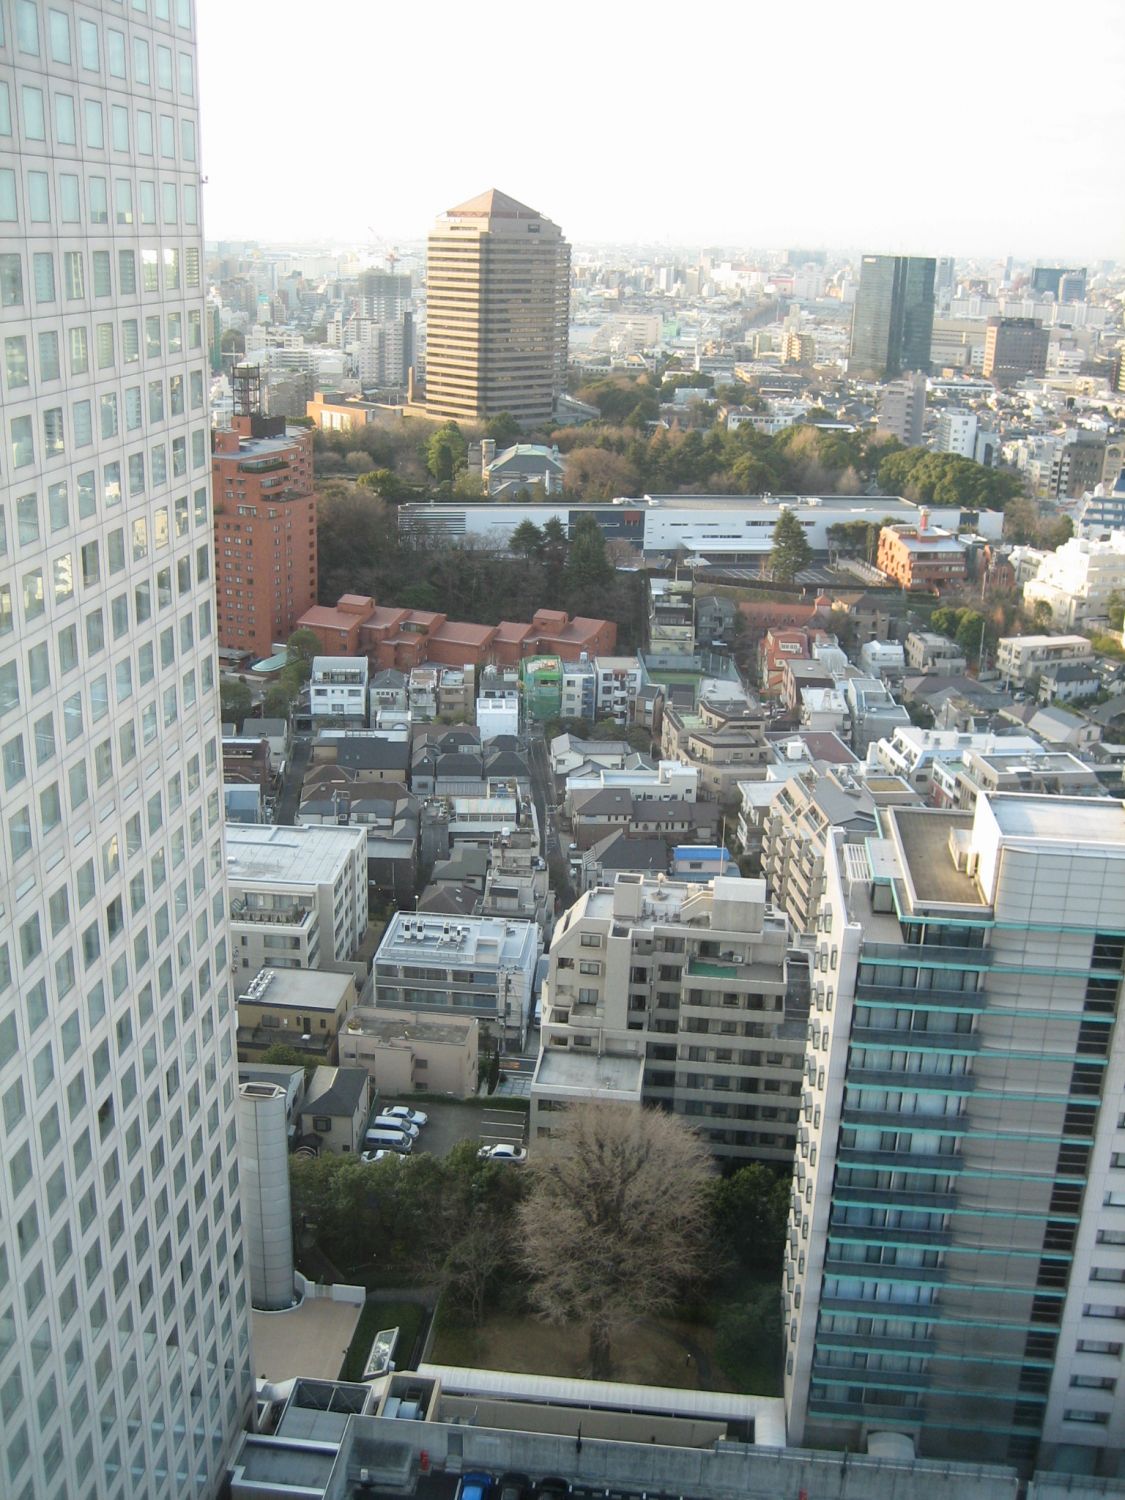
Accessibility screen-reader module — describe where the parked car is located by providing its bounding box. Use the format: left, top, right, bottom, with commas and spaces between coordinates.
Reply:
478, 1143, 527, 1164
498, 1474, 530, 1500
360, 1150, 397, 1164
534, 1479, 570, 1500
383, 1105, 428, 1128
372, 1114, 419, 1139
457, 1473, 494, 1500
364, 1127, 413, 1154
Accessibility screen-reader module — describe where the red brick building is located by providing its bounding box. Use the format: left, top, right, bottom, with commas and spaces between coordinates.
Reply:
876, 522, 967, 593
213, 415, 317, 657
298, 594, 616, 671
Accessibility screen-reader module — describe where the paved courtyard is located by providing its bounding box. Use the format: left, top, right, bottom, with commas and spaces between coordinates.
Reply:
251, 1296, 362, 1382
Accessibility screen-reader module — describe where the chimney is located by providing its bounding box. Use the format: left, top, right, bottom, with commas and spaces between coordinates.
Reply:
919, 507, 929, 534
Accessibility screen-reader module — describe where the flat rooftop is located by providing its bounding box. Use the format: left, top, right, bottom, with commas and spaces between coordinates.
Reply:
888, 807, 987, 908
533, 1048, 645, 1097
226, 822, 364, 886
251, 1296, 363, 1383
343, 1008, 474, 1045
988, 793, 1125, 847
237, 968, 354, 1011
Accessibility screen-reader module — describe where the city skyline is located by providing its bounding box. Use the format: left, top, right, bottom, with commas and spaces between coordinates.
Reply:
197, 0, 1125, 261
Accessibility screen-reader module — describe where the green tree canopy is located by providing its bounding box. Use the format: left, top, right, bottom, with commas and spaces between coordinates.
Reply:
426, 421, 468, 483
220, 678, 252, 729
485, 412, 522, 449
509, 519, 545, 559
768, 509, 813, 582
563, 513, 614, 604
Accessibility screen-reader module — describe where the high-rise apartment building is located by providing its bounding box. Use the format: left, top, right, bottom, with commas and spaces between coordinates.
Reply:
784, 796, 1125, 1473
0, 4, 253, 1496
848, 254, 936, 381
877, 371, 927, 446
983, 317, 1050, 386
531, 874, 809, 1165
424, 188, 569, 425
212, 394, 317, 657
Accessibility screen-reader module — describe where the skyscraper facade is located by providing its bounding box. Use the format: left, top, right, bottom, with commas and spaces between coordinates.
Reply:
848, 253, 936, 381
784, 796, 1125, 1474
0, 3, 253, 1496
424, 188, 570, 426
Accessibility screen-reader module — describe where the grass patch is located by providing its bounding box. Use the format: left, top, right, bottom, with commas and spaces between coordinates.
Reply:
340, 1298, 426, 1381
708, 1273, 783, 1396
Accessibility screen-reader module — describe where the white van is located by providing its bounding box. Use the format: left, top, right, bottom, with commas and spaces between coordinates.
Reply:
364, 1127, 413, 1154
372, 1114, 419, 1139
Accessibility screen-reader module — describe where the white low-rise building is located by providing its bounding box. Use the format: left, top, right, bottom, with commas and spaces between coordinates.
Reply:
858, 639, 906, 679
226, 823, 369, 975
310, 655, 370, 726
476, 692, 520, 743
373, 912, 541, 1048
996, 633, 1095, 685
905, 630, 968, 674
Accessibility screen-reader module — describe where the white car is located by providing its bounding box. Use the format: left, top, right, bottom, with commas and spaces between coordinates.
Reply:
360, 1150, 394, 1164
372, 1114, 419, 1139
383, 1105, 429, 1128
478, 1143, 527, 1164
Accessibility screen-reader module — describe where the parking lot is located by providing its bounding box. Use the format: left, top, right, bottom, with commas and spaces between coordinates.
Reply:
393, 1101, 527, 1160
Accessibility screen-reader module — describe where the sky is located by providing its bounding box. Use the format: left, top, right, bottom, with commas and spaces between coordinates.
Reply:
198, 0, 1125, 263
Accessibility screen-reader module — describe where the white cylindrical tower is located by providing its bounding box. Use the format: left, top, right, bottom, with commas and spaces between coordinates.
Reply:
238, 1083, 295, 1310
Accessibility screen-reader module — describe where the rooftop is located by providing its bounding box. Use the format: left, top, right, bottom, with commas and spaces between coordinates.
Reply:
236, 968, 355, 1013
986, 792, 1125, 847
250, 1296, 363, 1383
227, 823, 365, 886
533, 1048, 645, 1096
343, 1009, 474, 1046
376, 912, 538, 968
888, 807, 988, 909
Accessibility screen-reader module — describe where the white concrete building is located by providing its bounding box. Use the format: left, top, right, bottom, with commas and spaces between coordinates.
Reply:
310, 655, 369, 726
858, 639, 906, 679
935, 406, 978, 457
226, 823, 368, 975
1023, 533, 1125, 629
565, 759, 698, 809
476, 691, 519, 743
594, 655, 643, 723
373, 911, 540, 1049
996, 633, 1095, 685
0, 5, 253, 1493
784, 796, 1125, 1470
905, 630, 968, 674
866, 726, 1042, 797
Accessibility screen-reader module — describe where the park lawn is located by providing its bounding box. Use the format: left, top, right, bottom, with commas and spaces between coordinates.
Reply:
339, 1298, 425, 1381
431, 1311, 742, 1393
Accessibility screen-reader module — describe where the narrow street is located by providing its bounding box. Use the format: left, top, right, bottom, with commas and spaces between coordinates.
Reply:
275, 733, 313, 825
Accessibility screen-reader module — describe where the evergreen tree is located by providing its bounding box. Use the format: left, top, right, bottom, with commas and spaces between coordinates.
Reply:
563, 513, 614, 604
768, 509, 813, 582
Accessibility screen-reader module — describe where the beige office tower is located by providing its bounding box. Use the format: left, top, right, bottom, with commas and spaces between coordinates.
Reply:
0, 3, 252, 1496
424, 189, 569, 425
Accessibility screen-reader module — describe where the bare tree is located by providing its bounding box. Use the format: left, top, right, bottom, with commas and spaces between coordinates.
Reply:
517, 1103, 713, 1379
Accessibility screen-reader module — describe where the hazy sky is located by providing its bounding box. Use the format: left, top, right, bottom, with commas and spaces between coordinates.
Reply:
198, 0, 1124, 262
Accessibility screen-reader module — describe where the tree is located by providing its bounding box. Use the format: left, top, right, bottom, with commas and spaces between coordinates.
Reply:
220, 678, 252, 729
486, 412, 522, 449
768, 510, 812, 582
262, 683, 294, 720
260, 1042, 316, 1084
517, 1102, 713, 1379
710, 1164, 791, 1276
563, 513, 614, 613
509, 520, 545, 560
426, 422, 468, 484
284, 628, 321, 689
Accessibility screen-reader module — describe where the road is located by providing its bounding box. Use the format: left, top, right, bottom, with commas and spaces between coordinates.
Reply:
275, 733, 313, 825
527, 723, 574, 909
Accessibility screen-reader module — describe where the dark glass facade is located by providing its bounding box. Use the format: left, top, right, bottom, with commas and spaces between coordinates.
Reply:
849, 254, 936, 380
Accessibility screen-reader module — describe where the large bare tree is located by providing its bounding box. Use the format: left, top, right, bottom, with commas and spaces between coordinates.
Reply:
517, 1103, 713, 1379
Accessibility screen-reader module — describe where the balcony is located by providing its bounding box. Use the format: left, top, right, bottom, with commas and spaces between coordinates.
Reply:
837, 1147, 964, 1173
855, 983, 986, 1011
864, 941, 993, 969
851, 1026, 980, 1053
231, 900, 311, 928
846, 1067, 975, 1094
